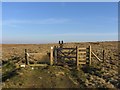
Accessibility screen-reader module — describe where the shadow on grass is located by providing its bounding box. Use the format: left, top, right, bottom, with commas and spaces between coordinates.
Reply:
81, 65, 102, 77
70, 68, 87, 88
2, 68, 20, 82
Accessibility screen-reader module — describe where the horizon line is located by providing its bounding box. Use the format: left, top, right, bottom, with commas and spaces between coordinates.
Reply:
1, 40, 118, 44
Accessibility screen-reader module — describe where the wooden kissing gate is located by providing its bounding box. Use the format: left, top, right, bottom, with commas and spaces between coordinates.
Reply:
50, 41, 105, 70
50, 45, 92, 70
24, 41, 105, 70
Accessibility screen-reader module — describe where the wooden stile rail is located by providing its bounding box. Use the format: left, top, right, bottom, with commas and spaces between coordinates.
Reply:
24, 49, 49, 67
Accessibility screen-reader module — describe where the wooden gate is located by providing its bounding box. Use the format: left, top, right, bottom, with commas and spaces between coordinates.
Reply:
54, 47, 77, 66
76, 46, 91, 70
23, 41, 104, 69
50, 46, 92, 69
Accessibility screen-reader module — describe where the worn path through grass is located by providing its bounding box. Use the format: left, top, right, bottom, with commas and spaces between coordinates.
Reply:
3, 66, 78, 88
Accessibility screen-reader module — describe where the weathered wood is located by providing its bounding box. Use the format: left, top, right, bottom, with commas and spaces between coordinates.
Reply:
76, 46, 79, 70
59, 48, 76, 50
78, 48, 86, 50
91, 51, 103, 62
78, 49, 86, 52
29, 64, 48, 67
78, 57, 86, 60
78, 62, 86, 64
25, 49, 29, 65
50, 47, 54, 65
78, 51, 86, 54
54, 47, 57, 64
78, 55, 86, 57
67, 49, 76, 55
78, 59, 86, 62
53, 45, 105, 69
89, 45, 91, 65
58, 50, 66, 56
57, 56, 76, 58
59, 52, 76, 54
57, 47, 77, 60
103, 50, 105, 62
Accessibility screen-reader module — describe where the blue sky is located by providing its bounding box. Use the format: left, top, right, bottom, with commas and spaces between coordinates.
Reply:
2, 2, 118, 44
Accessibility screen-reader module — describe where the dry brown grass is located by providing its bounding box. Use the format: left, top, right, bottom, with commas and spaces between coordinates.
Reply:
1, 41, 119, 89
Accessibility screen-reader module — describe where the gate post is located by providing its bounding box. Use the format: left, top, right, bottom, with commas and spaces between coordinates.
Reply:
25, 49, 29, 65
89, 45, 91, 65
76, 46, 79, 70
54, 46, 58, 65
103, 50, 105, 63
50, 47, 54, 65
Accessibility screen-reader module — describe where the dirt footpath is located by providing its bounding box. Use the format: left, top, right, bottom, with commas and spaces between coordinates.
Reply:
3, 66, 78, 88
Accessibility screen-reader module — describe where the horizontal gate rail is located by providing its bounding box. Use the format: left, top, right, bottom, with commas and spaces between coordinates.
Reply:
57, 56, 77, 58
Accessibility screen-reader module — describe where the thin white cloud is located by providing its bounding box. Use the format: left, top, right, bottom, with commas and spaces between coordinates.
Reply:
41, 33, 118, 36
3, 18, 70, 27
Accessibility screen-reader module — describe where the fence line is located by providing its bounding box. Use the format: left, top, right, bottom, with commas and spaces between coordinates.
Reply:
24, 41, 105, 70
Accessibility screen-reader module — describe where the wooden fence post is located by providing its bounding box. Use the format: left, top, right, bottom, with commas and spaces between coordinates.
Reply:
54, 46, 57, 65
25, 49, 29, 65
76, 46, 79, 70
89, 45, 91, 65
103, 50, 105, 63
50, 47, 53, 65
